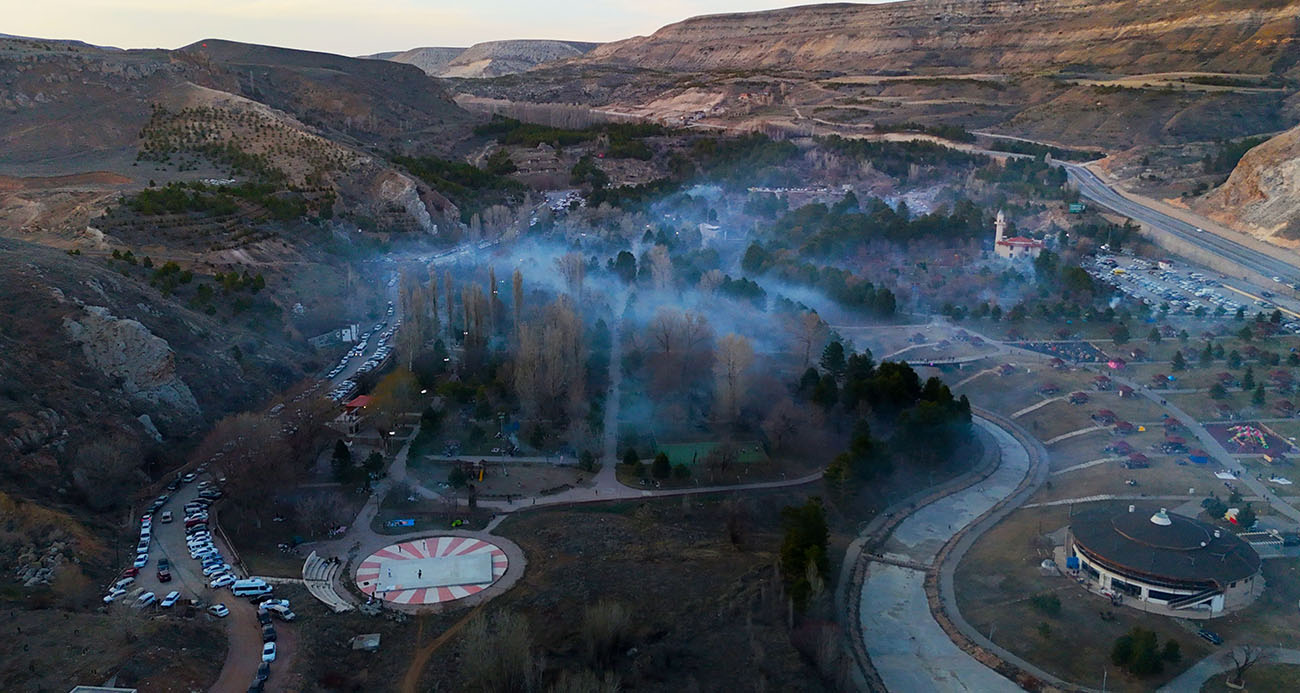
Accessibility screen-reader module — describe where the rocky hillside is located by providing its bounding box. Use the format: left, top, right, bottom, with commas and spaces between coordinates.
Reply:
382, 46, 466, 76
373, 40, 599, 79
1198, 124, 1300, 244
0, 238, 308, 500
0, 36, 472, 237
441, 40, 598, 78
585, 0, 1300, 76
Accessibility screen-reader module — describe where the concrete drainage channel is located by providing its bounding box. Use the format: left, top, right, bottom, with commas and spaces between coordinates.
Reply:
839, 418, 1003, 691
844, 409, 1093, 693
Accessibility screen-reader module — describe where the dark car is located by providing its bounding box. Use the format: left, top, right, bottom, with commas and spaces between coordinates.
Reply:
157, 566, 172, 582
1198, 629, 1223, 645
262, 624, 277, 643
247, 682, 265, 693
255, 661, 270, 683
257, 610, 273, 626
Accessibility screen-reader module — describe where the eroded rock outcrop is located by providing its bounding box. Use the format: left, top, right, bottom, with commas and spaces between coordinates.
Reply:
1198, 124, 1300, 245
61, 305, 200, 425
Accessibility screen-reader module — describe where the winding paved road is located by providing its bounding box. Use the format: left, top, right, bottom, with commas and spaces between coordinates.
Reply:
1064, 164, 1300, 285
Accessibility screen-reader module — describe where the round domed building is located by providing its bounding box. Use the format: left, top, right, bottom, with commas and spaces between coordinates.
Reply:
1066, 506, 1262, 617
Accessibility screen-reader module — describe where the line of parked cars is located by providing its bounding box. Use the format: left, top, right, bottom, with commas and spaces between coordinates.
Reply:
323, 310, 400, 403
244, 590, 298, 691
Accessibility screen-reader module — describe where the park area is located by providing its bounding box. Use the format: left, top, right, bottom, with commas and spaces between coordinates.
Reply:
953, 503, 1215, 692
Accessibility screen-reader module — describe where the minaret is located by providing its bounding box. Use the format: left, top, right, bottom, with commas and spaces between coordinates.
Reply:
994, 210, 1006, 245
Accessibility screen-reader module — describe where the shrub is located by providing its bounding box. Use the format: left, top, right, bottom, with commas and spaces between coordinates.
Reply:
651, 452, 671, 479
581, 600, 632, 669
1030, 592, 1061, 616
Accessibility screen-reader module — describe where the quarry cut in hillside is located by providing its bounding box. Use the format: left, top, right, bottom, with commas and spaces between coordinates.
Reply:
583, 0, 1300, 76
1198, 123, 1300, 244
380, 39, 599, 78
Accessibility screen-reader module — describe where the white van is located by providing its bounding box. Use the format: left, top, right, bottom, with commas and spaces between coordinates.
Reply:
232, 579, 272, 597
233, 584, 273, 597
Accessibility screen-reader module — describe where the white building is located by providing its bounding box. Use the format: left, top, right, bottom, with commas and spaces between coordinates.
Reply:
1067, 507, 1262, 617
993, 210, 1045, 260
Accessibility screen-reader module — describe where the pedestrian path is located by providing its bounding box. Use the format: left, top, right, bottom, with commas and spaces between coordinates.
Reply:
1044, 424, 1105, 445
1050, 457, 1123, 476
1011, 396, 1062, 419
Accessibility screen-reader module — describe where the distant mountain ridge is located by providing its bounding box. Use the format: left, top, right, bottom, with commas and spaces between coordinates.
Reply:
582, 0, 1300, 76
376, 39, 599, 78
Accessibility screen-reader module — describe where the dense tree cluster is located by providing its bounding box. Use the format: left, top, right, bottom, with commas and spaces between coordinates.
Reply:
802, 344, 973, 485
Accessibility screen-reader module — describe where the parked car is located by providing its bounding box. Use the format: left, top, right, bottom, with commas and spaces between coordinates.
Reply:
255, 661, 270, 683
103, 588, 127, 604
261, 624, 277, 643
1198, 629, 1223, 645
208, 603, 230, 618
134, 592, 156, 608
257, 610, 273, 626
210, 574, 236, 589
160, 591, 181, 608
133, 553, 148, 569
261, 642, 276, 662
159, 511, 173, 523
183, 473, 197, 483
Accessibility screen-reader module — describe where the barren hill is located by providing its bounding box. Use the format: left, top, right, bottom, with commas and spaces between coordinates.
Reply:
384, 46, 466, 75
584, 0, 1300, 76
1198, 124, 1300, 244
439, 40, 598, 78
0, 37, 474, 235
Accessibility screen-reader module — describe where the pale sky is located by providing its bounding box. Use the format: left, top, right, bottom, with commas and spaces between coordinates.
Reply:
5, 1, 894, 57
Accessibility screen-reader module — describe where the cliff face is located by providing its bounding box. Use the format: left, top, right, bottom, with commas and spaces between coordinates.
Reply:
585, 0, 1300, 75
61, 305, 201, 426
1199, 124, 1300, 243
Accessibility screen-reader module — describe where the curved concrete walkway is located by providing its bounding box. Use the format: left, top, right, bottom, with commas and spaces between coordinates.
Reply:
859, 417, 1033, 692
1157, 647, 1300, 692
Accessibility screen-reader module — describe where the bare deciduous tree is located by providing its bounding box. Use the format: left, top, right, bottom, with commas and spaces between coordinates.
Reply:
1228, 645, 1262, 687
71, 437, 145, 510
556, 252, 586, 298
514, 299, 586, 423
647, 244, 673, 290
790, 310, 828, 367
714, 333, 755, 425
698, 268, 724, 295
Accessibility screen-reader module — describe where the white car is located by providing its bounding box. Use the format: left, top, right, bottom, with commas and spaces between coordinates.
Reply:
133, 553, 148, 569
160, 591, 181, 608
113, 576, 135, 590
261, 642, 277, 662
133, 591, 156, 608
203, 563, 232, 577
210, 574, 236, 589
103, 588, 127, 604
208, 603, 229, 618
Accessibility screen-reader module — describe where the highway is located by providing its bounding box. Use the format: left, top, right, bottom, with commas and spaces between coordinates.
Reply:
1064, 164, 1300, 285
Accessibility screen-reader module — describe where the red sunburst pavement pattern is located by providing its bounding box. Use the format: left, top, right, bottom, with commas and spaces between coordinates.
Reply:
355, 536, 509, 605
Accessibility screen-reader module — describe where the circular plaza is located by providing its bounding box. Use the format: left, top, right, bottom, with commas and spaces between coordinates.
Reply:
355, 535, 513, 607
